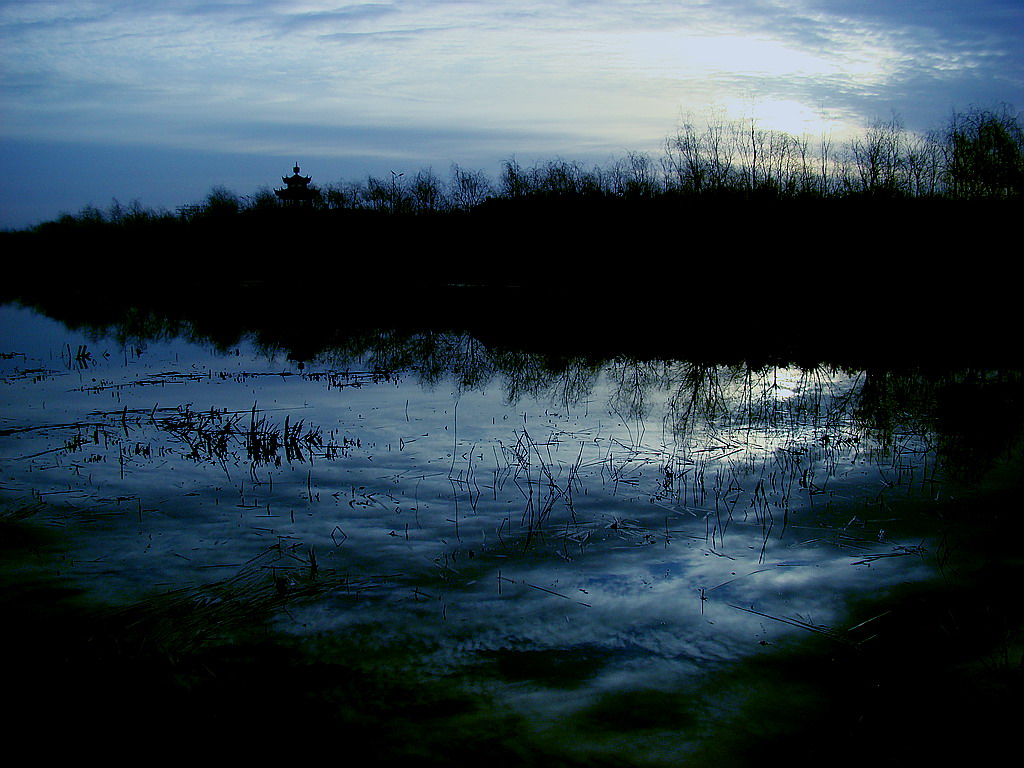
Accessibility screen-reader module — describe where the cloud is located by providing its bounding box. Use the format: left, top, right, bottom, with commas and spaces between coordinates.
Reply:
1, 0, 1021, 226
4, 1, 1017, 133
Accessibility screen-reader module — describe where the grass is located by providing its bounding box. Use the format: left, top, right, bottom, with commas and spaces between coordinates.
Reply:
670, 484, 1024, 767
151, 402, 327, 471
96, 543, 354, 655
0, 502, 615, 764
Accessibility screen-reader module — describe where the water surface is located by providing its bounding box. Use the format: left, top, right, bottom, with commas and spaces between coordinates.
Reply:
1, 301, 1017, 763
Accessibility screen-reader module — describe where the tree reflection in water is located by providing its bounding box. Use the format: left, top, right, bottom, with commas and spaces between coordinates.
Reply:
2, 300, 1021, 764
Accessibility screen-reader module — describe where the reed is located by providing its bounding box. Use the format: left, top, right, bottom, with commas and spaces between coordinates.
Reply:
155, 402, 324, 469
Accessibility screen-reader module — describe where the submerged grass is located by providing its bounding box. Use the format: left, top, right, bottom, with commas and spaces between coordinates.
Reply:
0, 499, 618, 765
97, 542, 367, 656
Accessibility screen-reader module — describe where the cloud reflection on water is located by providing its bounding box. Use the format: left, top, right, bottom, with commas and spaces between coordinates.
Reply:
0, 301, 981, 743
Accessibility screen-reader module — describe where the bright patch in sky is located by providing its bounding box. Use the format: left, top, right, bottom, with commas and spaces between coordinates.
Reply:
721, 98, 840, 138
601, 27, 895, 137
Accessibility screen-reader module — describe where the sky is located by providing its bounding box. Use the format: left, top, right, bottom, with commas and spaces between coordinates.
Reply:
1, 0, 1022, 229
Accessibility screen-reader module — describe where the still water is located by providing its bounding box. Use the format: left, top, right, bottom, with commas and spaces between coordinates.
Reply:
0, 301, 1012, 762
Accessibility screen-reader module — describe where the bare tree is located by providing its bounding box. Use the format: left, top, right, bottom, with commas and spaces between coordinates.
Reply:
608, 151, 660, 198
499, 156, 531, 198
664, 118, 711, 193
244, 186, 281, 213
449, 163, 492, 210
204, 185, 241, 216
411, 168, 448, 213
903, 132, 943, 197
849, 114, 907, 195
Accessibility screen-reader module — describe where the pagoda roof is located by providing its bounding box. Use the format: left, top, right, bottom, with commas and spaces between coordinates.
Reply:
281, 163, 311, 185
274, 163, 316, 202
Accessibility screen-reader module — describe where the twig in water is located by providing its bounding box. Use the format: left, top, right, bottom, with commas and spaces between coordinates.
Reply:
727, 603, 860, 646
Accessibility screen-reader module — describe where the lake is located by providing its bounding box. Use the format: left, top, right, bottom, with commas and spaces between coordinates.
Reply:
1, 299, 1020, 764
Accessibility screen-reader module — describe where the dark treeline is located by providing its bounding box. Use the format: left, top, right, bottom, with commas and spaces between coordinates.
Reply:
3, 104, 1021, 368
24, 104, 1024, 226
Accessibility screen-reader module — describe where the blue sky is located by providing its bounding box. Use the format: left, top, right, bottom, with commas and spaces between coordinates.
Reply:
2, 0, 1021, 229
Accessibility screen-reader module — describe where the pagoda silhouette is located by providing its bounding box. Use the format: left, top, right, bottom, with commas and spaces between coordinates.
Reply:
275, 163, 317, 206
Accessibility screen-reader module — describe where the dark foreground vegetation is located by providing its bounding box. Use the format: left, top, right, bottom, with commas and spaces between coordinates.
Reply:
4, 104, 1021, 367
4, 499, 1020, 765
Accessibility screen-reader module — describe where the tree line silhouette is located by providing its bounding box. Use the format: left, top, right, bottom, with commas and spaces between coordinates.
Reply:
3, 103, 1019, 368
26, 104, 1024, 229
